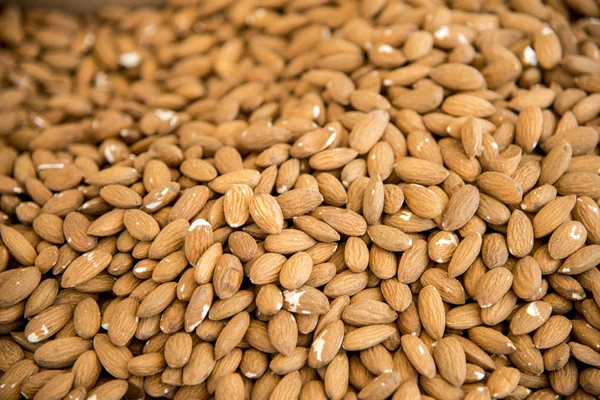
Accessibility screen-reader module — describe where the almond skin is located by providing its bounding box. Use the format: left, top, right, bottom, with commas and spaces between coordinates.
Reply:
487, 367, 521, 399
1, 225, 37, 266
0, 267, 42, 308
442, 185, 480, 231
507, 210, 534, 258
61, 250, 112, 288
250, 193, 284, 234
349, 110, 390, 154
395, 157, 450, 186
434, 337, 467, 387
476, 267, 514, 309
73, 297, 101, 339
430, 64, 486, 91
418, 285, 446, 341
123, 209, 160, 241
342, 325, 396, 351
401, 334, 436, 379
93, 334, 133, 379
34, 337, 92, 369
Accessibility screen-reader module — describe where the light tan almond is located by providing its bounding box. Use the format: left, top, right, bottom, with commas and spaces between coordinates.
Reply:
442, 185, 480, 232
477, 267, 514, 309
349, 110, 390, 154
418, 285, 445, 340
434, 337, 467, 387
343, 325, 396, 351
401, 334, 436, 379
61, 250, 112, 288
532, 195, 576, 238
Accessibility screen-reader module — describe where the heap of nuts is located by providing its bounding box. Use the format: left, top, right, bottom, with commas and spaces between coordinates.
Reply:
1, 0, 600, 399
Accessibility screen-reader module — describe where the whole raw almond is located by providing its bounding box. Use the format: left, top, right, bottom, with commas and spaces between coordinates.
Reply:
223, 184, 252, 228
507, 210, 534, 258
512, 256, 543, 300
477, 171, 523, 204
73, 297, 101, 340
87, 209, 126, 236
401, 334, 436, 379
63, 211, 97, 252
533, 195, 576, 238
559, 245, 600, 275
367, 224, 412, 252
213, 254, 243, 299
250, 193, 284, 234
397, 239, 429, 283
343, 325, 396, 351
100, 184, 142, 208
348, 110, 390, 155
477, 267, 514, 309
363, 174, 384, 225
108, 298, 139, 346
165, 332, 193, 368
282, 286, 330, 315
344, 237, 369, 273
34, 337, 92, 369
25, 304, 73, 343
418, 286, 445, 340
434, 337, 466, 387
509, 301, 552, 335
1, 225, 37, 266
430, 63, 485, 91
148, 219, 190, 259
267, 310, 297, 357
403, 184, 444, 219
442, 185, 480, 231
123, 209, 160, 241
448, 233, 482, 278
61, 250, 112, 288
515, 106, 543, 152
395, 157, 449, 186
487, 367, 520, 399
342, 300, 397, 326
279, 252, 313, 290
468, 326, 516, 355
534, 27, 562, 69
0, 267, 42, 308
215, 311, 250, 360
276, 189, 324, 219
183, 342, 216, 385
548, 221, 587, 260
313, 206, 368, 237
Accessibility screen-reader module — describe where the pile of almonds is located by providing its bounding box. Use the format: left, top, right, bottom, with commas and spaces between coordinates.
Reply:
1, 0, 600, 399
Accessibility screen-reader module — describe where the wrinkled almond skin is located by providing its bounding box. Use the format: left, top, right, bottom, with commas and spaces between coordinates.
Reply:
250, 193, 284, 235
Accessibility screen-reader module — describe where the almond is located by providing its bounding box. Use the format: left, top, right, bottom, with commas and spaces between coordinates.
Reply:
123, 209, 160, 241
476, 267, 514, 309
1, 225, 37, 265
395, 157, 450, 186
401, 334, 436, 379
487, 367, 520, 399
343, 325, 396, 351
510, 301, 552, 335
34, 337, 92, 368
434, 337, 467, 387
61, 250, 112, 288
349, 110, 390, 154
418, 285, 446, 340
507, 210, 534, 258
0, 267, 41, 308
250, 193, 284, 234
533, 195, 577, 238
